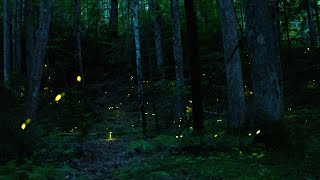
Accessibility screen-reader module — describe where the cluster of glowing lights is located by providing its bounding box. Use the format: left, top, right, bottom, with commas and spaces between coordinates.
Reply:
21, 118, 31, 130
175, 135, 183, 139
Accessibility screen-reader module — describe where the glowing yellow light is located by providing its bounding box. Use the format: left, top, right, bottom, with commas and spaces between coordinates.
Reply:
189, 127, 193, 130
61, 92, 66, 97
77, 76, 81, 82
55, 94, 62, 102
109, 132, 112, 139
256, 130, 261, 135
180, 135, 183, 138
145, 112, 148, 115
217, 119, 222, 122
248, 133, 252, 136
214, 134, 218, 138
21, 123, 26, 130
26, 118, 31, 124
151, 113, 156, 116
175, 135, 179, 139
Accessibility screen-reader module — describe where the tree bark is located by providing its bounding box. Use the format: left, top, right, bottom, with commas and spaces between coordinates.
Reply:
150, 0, 165, 80
218, 0, 245, 130
74, 0, 84, 86
314, 0, 320, 43
245, 0, 284, 127
133, 0, 146, 136
307, 0, 317, 46
12, 0, 22, 74
3, 0, 10, 89
109, 0, 118, 39
27, 0, 54, 120
171, 0, 185, 122
25, 0, 35, 85
184, 0, 204, 135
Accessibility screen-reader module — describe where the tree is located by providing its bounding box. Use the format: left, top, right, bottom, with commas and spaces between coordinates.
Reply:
3, 0, 10, 89
171, 0, 185, 123
73, 0, 84, 86
150, 0, 165, 80
218, 0, 245, 130
245, 0, 284, 129
109, 0, 119, 39
27, 0, 54, 120
12, 0, 22, 74
306, 0, 317, 46
133, 0, 146, 136
184, 0, 203, 134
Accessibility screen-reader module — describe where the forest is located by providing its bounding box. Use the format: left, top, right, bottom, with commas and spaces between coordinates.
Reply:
1, 0, 320, 179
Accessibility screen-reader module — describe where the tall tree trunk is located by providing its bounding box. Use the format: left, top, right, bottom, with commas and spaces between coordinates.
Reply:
314, 0, 320, 43
12, 0, 17, 74
3, 0, 10, 90
245, 0, 284, 128
27, 0, 54, 120
283, 0, 291, 48
109, 0, 118, 39
74, 0, 84, 86
307, 0, 317, 46
12, 0, 22, 75
184, 0, 204, 134
133, 0, 146, 136
16, 0, 22, 74
171, 0, 185, 122
218, 0, 245, 130
25, 0, 35, 85
150, 0, 165, 80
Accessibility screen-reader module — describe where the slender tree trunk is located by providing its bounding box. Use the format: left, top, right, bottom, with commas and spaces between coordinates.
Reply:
97, 0, 104, 37
3, 0, 10, 89
25, 0, 35, 84
184, 0, 203, 135
74, 0, 84, 86
109, 0, 118, 39
245, 0, 284, 127
27, 0, 54, 120
283, 0, 291, 47
307, 0, 317, 46
171, 0, 185, 122
12, 0, 17, 74
218, 0, 245, 130
16, 0, 22, 74
314, 0, 320, 43
133, 0, 146, 136
150, 0, 165, 80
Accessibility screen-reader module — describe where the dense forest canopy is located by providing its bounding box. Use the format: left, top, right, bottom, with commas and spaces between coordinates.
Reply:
0, 0, 320, 179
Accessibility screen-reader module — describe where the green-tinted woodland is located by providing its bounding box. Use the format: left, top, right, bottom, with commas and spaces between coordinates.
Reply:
1, 0, 320, 179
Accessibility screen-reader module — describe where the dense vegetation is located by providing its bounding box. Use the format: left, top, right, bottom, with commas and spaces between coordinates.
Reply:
1, 0, 320, 179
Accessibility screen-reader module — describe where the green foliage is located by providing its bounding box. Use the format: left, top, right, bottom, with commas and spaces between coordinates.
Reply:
152, 135, 177, 148
127, 140, 155, 153
0, 160, 75, 180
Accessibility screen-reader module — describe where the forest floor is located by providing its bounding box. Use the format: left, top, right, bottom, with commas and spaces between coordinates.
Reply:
1, 52, 320, 179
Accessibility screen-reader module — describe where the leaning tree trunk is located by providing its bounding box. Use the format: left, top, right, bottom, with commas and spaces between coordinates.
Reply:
184, 0, 204, 135
3, 0, 10, 90
133, 0, 146, 136
171, 0, 185, 123
218, 0, 245, 130
150, 0, 165, 80
74, 0, 84, 86
307, 0, 317, 47
245, 0, 284, 128
27, 0, 54, 120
